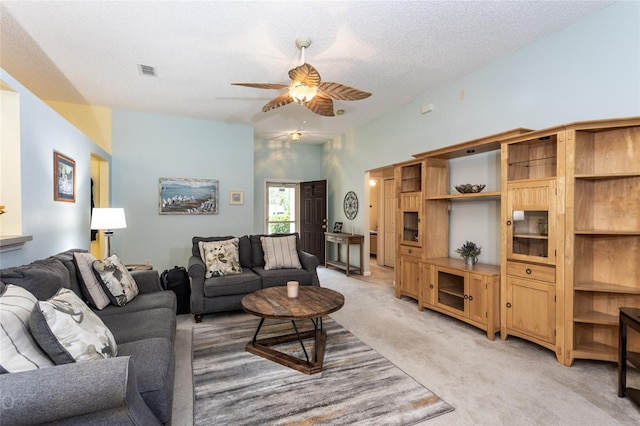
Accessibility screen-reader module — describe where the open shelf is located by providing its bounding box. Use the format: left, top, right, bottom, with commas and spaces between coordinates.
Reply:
576, 172, 640, 180
508, 155, 557, 168
400, 163, 422, 193
573, 310, 617, 325
572, 341, 617, 362
506, 135, 558, 181
574, 125, 640, 176
575, 281, 640, 294
426, 191, 501, 200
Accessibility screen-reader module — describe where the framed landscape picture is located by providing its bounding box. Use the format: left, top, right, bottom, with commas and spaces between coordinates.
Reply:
54, 152, 76, 203
159, 178, 218, 215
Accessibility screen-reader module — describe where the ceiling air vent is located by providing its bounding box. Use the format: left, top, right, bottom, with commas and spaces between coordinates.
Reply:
138, 64, 157, 77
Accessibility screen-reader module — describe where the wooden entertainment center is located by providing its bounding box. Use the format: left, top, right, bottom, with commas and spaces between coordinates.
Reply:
393, 117, 640, 366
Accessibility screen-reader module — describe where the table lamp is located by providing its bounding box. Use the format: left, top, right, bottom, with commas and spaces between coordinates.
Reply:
91, 208, 127, 259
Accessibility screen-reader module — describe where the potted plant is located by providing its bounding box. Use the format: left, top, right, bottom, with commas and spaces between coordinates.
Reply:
456, 241, 481, 266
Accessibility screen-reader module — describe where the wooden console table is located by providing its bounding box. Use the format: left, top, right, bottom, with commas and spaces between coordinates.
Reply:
618, 307, 640, 407
324, 232, 364, 276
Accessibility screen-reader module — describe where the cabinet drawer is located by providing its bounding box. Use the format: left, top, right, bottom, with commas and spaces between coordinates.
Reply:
326, 234, 347, 244
507, 261, 555, 284
400, 245, 422, 258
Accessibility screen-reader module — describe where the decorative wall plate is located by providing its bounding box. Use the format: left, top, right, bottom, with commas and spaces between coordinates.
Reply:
343, 191, 358, 220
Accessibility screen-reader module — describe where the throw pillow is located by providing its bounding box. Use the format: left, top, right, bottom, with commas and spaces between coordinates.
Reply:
198, 238, 242, 278
73, 252, 110, 310
261, 235, 302, 271
0, 284, 55, 373
29, 288, 118, 364
93, 254, 139, 306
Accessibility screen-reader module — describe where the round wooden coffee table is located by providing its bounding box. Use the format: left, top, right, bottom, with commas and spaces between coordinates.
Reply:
241, 286, 344, 374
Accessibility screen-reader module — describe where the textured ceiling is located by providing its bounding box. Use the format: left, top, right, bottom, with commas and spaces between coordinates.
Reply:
1, 1, 612, 144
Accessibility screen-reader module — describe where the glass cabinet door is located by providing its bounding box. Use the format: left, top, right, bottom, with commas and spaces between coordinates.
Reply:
400, 192, 422, 247
511, 210, 549, 258
506, 180, 556, 264
402, 211, 419, 243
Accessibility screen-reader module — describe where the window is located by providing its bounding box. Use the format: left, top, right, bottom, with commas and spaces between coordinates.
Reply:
265, 182, 297, 234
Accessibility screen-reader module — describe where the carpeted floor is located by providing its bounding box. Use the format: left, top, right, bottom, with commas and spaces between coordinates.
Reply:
171, 265, 640, 425
192, 313, 454, 425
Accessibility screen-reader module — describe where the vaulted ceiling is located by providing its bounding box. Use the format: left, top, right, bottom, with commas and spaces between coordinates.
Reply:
1, 1, 612, 144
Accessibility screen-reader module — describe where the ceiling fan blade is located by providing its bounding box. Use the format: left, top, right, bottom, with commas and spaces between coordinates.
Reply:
262, 93, 294, 112
304, 94, 335, 117
288, 63, 321, 87
318, 82, 372, 101
231, 83, 289, 90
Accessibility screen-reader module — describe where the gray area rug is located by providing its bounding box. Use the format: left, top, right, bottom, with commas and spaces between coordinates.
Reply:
192, 313, 454, 425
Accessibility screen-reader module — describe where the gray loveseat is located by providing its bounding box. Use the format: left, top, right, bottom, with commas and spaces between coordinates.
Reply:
188, 233, 320, 322
0, 249, 176, 425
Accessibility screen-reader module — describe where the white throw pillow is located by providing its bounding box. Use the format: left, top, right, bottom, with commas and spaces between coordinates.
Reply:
0, 284, 54, 373
261, 235, 302, 271
29, 288, 117, 364
199, 238, 242, 278
93, 254, 139, 306
73, 252, 110, 309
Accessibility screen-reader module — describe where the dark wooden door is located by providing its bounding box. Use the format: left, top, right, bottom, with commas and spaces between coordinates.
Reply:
299, 180, 327, 264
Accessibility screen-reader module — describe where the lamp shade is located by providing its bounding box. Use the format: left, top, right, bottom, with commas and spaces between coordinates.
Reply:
288, 82, 317, 104
91, 208, 127, 230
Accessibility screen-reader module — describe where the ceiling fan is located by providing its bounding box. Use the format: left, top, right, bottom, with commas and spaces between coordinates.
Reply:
232, 37, 371, 117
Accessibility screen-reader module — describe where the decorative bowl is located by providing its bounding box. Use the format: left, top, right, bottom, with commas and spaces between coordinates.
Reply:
454, 184, 486, 194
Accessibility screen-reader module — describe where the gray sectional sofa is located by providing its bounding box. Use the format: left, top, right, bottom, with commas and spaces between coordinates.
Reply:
0, 249, 176, 425
188, 233, 320, 322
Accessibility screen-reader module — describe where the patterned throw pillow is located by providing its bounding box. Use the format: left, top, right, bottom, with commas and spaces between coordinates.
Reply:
93, 255, 139, 306
198, 238, 242, 278
0, 284, 55, 373
29, 288, 118, 364
73, 252, 110, 310
261, 235, 302, 271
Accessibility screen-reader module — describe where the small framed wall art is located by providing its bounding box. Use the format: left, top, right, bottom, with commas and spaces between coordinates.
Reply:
333, 222, 343, 233
229, 190, 244, 205
54, 151, 76, 203
159, 177, 218, 215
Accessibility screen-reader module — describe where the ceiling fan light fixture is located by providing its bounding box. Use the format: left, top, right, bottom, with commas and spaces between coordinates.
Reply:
289, 82, 318, 104
290, 132, 302, 141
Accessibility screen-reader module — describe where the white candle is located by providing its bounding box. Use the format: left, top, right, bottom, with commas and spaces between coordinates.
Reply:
287, 281, 299, 298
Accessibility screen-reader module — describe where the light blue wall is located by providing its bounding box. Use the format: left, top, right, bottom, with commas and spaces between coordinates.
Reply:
253, 140, 324, 232
0, 69, 110, 268
111, 110, 254, 271
324, 1, 640, 267
4, 2, 638, 273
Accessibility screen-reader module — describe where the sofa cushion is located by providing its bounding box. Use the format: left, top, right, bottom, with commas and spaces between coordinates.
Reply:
46, 249, 87, 298
261, 235, 302, 270
93, 255, 139, 306
73, 252, 110, 310
95, 291, 176, 318
99, 308, 176, 343
192, 235, 232, 257
252, 267, 314, 289
30, 288, 118, 364
0, 258, 71, 301
203, 270, 262, 298
250, 233, 300, 267
237, 235, 253, 268
0, 284, 55, 373
192, 235, 252, 268
117, 337, 175, 423
198, 238, 242, 278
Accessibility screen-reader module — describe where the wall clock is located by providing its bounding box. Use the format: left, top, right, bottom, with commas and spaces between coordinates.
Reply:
343, 191, 359, 220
